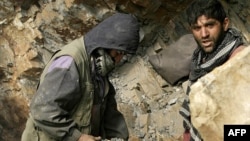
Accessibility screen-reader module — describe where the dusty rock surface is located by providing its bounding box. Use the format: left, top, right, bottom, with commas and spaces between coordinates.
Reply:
110, 56, 186, 140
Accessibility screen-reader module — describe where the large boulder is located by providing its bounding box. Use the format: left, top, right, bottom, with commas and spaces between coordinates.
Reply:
189, 46, 250, 141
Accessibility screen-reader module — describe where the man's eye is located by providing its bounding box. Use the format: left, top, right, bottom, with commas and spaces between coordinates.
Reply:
117, 50, 126, 55
192, 26, 200, 31
207, 24, 214, 28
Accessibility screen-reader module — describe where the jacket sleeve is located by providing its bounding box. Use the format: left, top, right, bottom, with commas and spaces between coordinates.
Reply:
103, 82, 129, 140
30, 56, 82, 141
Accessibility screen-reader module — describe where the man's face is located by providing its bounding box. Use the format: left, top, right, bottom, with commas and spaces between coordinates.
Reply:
190, 15, 229, 53
109, 49, 125, 64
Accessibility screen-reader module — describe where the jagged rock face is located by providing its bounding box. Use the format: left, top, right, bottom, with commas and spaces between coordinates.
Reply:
1, 0, 250, 141
0, 1, 193, 140
189, 47, 250, 141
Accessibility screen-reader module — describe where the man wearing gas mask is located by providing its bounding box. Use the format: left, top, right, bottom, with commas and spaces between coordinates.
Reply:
22, 13, 140, 141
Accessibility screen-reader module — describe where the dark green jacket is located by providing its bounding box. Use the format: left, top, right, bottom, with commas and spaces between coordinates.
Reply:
22, 37, 129, 141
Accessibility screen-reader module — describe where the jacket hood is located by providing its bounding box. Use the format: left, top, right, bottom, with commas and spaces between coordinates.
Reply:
84, 13, 140, 55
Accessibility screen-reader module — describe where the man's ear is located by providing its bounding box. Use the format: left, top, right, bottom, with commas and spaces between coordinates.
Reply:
223, 17, 230, 31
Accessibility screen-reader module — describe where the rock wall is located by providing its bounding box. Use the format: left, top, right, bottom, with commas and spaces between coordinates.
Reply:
0, 0, 250, 141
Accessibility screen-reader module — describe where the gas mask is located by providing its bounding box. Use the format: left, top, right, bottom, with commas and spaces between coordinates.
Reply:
94, 49, 115, 76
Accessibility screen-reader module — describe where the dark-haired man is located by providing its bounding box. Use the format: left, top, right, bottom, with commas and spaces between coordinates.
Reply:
179, 0, 246, 141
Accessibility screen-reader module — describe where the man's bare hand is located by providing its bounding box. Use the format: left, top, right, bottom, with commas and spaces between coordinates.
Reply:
78, 134, 101, 141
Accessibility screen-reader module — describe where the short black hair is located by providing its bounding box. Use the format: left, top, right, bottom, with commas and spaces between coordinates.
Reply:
186, 0, 227, 25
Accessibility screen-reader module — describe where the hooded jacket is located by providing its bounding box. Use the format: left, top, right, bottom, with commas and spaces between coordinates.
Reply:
21, 12, 139, 141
